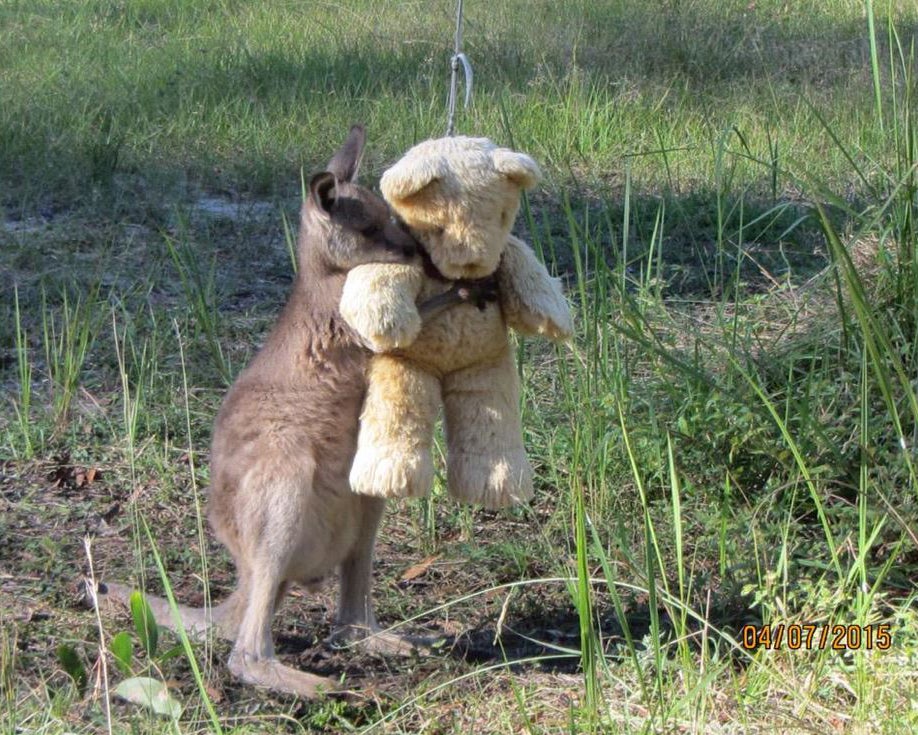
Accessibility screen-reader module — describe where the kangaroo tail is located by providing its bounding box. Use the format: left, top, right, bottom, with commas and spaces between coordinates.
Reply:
99, 580, 241, 642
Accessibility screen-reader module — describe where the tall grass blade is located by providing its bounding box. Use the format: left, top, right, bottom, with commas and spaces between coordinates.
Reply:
140, 517, 224, 734
164, 233, 232, 386
814, 203, 918, 486
11, 286, 35, 458
40, 283, 100, 428
573, 482, 599, 724
865, 0, 884, 132
281, 209, 298, 275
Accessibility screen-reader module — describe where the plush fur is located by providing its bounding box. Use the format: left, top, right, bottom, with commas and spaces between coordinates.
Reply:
340, 136, 573, 509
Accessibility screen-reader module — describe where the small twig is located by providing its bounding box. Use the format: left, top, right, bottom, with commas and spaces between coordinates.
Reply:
700, 586, 712, 678
83, 536, 113, 735
493, 587, 515, 646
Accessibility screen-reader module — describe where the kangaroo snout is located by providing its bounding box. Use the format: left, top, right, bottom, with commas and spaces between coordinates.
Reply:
383, 214, 421, 258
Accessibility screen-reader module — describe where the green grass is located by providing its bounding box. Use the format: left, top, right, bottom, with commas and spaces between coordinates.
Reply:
3, 0, 918, 733
2, 0, 914, 208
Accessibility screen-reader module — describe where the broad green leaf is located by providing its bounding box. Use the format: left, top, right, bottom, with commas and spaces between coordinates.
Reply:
129, 590, 159, 658
109, 631, 133, 675
56, 644, 87, 695
114, 676, 182, 719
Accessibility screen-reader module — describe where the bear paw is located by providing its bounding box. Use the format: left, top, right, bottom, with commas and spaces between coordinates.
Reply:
341, 302, 422, 353
349, 444, 434, 499
446, 449, 534, 509
361, 313, 422, 352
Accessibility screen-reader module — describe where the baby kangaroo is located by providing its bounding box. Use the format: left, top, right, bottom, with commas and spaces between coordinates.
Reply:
103, 126, 485, 697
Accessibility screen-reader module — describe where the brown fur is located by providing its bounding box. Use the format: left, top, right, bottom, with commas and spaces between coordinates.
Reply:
103, 127, 432, 697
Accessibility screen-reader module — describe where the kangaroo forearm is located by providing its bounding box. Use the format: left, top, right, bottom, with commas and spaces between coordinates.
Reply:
417, 289, 464, 322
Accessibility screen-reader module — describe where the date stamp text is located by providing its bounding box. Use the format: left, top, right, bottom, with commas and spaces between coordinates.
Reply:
740, 623, 892, 651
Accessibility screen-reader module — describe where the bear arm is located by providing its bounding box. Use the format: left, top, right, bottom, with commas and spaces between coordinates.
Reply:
340, 263, 425, 352
497, 235, 573, 342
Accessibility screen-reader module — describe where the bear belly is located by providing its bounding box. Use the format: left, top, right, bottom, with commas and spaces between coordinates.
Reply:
394, 295, 509, 376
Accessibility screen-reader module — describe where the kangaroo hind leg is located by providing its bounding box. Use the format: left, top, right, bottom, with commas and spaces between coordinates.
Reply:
330, 495, 429, 657
226, 466, 338, 698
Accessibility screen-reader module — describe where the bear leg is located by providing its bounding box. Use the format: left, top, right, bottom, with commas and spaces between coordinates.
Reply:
350, 355, 441, 498
442, 350, 534, 509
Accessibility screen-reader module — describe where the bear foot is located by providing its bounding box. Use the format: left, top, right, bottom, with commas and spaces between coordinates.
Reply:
446, 448, 534, 509
349, 444, 434, 499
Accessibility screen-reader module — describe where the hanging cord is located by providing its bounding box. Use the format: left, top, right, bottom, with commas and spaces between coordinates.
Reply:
445, 0, 473, 137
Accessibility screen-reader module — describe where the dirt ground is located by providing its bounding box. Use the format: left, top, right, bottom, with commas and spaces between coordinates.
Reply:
1, 443, 632, 730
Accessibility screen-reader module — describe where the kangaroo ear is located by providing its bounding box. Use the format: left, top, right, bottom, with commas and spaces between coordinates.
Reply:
308, 171, 338, 216
493, 149, 541, 190
380, 155, 449, 204
325, 124, 366, 182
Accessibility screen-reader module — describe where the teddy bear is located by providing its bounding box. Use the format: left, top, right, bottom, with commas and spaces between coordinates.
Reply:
339, 136, 572, 509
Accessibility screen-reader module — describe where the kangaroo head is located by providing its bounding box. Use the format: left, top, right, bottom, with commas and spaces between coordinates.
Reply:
301, 126, 420, 274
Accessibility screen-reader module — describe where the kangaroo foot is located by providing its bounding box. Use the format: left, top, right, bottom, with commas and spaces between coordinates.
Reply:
327, 624, 433, 657
228, 651, 338, 698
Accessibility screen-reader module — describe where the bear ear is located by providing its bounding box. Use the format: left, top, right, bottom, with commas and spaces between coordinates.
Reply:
380, 156, 449, 204
493, 149, 541, 190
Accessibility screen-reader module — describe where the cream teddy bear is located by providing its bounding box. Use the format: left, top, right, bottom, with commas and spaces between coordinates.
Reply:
340, 136, 572, 509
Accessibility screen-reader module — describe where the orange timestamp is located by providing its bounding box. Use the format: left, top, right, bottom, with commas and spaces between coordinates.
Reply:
740, 623, 892, 651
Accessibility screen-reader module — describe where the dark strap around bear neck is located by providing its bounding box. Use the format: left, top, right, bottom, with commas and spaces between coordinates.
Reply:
415, 242, 452, 283
413, 241, 498, 301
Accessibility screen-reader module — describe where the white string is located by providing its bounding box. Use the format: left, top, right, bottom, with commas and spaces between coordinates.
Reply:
446, 0, 472, 137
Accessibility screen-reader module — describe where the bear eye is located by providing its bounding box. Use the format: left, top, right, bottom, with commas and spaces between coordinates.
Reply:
360, 224, 381, 238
